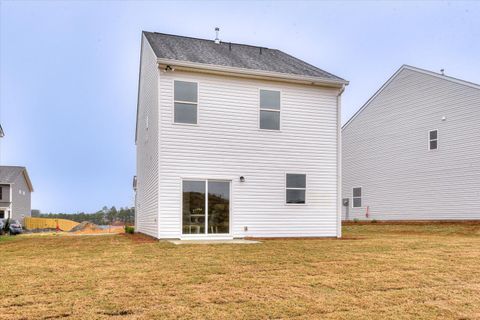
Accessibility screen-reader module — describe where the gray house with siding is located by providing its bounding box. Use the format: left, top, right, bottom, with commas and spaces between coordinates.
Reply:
0, 166, 34, 221
342, 65, 480, 221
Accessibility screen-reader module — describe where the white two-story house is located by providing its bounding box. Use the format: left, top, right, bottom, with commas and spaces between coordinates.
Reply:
135, 31, 348, 239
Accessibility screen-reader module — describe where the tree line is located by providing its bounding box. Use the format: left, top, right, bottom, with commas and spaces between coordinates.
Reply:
32, 206, 135, 225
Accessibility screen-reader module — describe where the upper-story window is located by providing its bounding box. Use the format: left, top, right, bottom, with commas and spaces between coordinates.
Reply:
259, 89, 280, 130
0, 186, 2, 200
174, 80, 198, 124
429, 130, 438, 150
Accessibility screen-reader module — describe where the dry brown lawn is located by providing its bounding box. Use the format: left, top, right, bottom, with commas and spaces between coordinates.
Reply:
1, 223, 479, 320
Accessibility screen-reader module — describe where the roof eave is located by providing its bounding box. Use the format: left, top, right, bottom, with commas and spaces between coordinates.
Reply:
157, 58, 349, 88
402, 64, 480, 90
22, 169, 34, 192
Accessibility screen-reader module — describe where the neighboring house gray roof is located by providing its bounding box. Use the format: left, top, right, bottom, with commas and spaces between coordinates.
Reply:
342, 65, 480, 130
143, 31, 346, 83
0, 166, 34, 192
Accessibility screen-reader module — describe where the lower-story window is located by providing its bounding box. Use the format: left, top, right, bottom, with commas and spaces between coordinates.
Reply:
286, 173, 306, 204
182, 180, 230, 235
352, 187, 362, 208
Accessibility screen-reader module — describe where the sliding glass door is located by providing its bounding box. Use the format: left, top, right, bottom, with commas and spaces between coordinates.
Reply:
182, 181, 206, 234
182, 180, 230, 235
207, 181, 230, 234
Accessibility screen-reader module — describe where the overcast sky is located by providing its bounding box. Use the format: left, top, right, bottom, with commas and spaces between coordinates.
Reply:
1, 1, 479, 213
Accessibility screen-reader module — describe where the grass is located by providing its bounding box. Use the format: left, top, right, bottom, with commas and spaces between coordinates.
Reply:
0, 223, 479, 319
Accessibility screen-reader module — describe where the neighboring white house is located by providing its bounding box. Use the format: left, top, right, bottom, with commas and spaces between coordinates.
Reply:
0, 166, 34, 222
342, 65, 480, 221
135, 31, 348, 239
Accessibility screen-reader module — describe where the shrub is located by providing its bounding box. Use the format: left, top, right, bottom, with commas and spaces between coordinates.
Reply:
124, 226, 135, 234
371, 219, 378, 223
353, 218, 359, 223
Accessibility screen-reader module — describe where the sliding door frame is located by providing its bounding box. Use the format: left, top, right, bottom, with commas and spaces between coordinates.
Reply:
180, 178, 232, 240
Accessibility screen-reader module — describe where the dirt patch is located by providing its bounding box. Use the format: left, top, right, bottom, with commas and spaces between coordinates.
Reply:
70, 221, 99, 232
69, 222, 124, 235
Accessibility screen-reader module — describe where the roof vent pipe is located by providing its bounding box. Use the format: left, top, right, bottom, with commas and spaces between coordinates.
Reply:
214, 27, 220, 44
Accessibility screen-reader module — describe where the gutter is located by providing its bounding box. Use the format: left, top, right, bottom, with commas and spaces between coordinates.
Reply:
157, 58, 349, 88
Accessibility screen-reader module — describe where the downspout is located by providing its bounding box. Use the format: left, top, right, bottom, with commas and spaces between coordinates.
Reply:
9, 185, 13, 219
336, 84, 345, 238
156, 62, 162, 239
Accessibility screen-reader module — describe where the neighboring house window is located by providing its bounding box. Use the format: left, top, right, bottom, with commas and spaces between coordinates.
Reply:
352, 187, 362, 208
260, 89, 280, 130
286, 174, 306, 204
429, 130, 438, 150
0, 187, 2, 200
174, 80, 198, 124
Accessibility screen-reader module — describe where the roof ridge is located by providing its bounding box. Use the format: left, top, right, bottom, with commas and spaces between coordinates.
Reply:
143, 31, 272, 50
402, 64, 480, 89
0, 165, 26, 169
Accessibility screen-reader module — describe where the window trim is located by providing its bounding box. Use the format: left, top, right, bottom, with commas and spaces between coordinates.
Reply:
352, 187, 362, 208
285, 173, 307, 205
259, 88, 281, 131
173, 79, 199, 126
428, 129, 438, 151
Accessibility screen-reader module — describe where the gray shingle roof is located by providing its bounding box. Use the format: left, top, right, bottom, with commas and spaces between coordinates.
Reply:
143, 32, 346, 83
0, 166, 25, 184
0, 166, 33, 191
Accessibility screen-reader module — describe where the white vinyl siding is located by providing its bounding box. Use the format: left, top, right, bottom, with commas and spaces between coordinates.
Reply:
157, 71, 340, 238
135, 35, 159, 238
10, 173, 31, 221
342, 67, 480, 221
